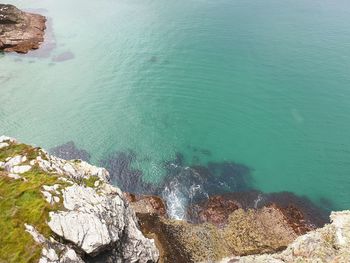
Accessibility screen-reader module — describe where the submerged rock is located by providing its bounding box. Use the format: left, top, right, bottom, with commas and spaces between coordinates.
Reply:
101, 150, 158, 194
0, 4, 46, 53
52, 51, 74, 62
49, 141, 91, 162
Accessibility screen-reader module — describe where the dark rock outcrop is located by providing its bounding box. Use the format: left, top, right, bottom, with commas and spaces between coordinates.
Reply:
124, 192, 168, 217
188, 191, 328, 230
270, 203, 314, 235
0, 4, 46, 53
188, 195, 241, 226
137, 207, 301, 263
136, 190, 329, 262
222, 211, 350, 263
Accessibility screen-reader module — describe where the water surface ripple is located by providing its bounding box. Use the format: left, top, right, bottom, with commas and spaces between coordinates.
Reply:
1, 0, 350, 211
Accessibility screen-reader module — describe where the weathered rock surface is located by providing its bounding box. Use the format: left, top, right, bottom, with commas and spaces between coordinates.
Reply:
222, 210, 350, 263
0, 4, 46, 53
0, 136, 159, 263
41, 156, 159, 262
125, 192, 168, 217
2, 135, 350, 263
25, 223, 85, 263
188, 195, 241, 226
138, 206, 300, 262
188, 191, 328, 231
48, 184, 159, 261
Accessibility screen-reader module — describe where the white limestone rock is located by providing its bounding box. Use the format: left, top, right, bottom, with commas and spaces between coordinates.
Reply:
0, 142, 9, 149
60, 248, 84, 263
42, 248, 59, 262
7, 173, 21, 180
0, 135, 16, 143
49, 211, 113, 254
34, 154, 110, 183
41, 185, 62, 205
42, 191, 54, 204
3, 155, 31, 174
48, 184, 159, 262
25, 224, 46, 244
1, 136, 159, 262
331, 210, 350, 247
25, 224, 85, 263
9, 164, 32, 174
4, 155, 26, 168
43, 184, 60, 194
53, 196, 60, 203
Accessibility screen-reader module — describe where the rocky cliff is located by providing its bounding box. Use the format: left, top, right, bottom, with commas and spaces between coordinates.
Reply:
1, 136, 350, 263
0, 136, 159, 263
0, 4, 46, 53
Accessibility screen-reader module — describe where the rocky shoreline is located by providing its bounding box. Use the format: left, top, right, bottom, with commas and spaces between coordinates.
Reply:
1, 136, 350, 263
1, 3, 349, 263
0, 4, 46, 53
0, 136, 158, 263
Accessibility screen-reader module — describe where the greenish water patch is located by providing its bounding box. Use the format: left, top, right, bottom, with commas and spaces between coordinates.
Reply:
1, 0, 350, 211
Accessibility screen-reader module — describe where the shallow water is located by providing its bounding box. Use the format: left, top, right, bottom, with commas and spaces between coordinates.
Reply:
1, 0, 350, 213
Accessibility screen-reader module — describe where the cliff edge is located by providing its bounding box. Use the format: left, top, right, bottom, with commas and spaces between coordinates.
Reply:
0, 136, 159, 263
1, 136, 349, 263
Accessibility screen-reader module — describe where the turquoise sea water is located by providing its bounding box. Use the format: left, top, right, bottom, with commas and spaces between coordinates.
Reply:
1, 0, 350, 211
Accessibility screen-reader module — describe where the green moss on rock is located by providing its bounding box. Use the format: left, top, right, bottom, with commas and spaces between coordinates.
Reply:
83, 175, 100, 188
0, 167, 65, 263
0, 143, 41, 162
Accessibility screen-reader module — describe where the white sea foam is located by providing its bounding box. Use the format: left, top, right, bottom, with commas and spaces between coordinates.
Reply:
162, 180, 188, 220
254, 193, 263, 209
